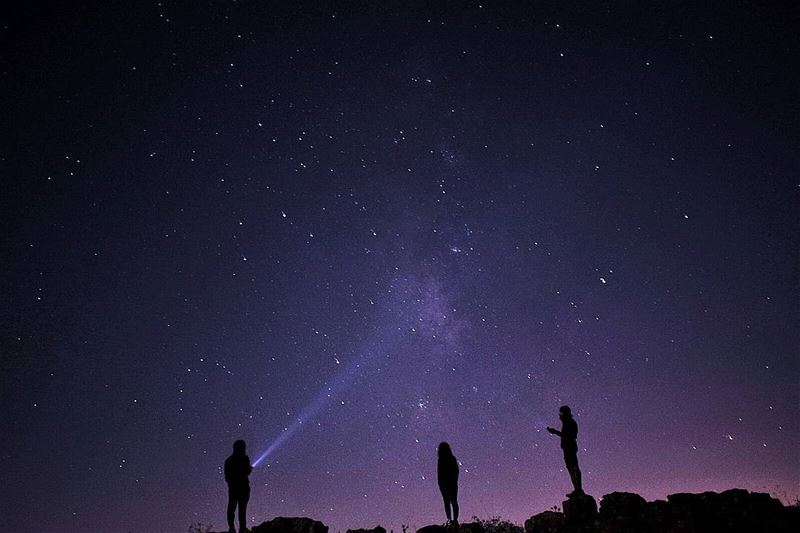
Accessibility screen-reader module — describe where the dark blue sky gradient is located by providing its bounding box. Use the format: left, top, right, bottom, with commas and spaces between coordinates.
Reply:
2, 2, 798, 532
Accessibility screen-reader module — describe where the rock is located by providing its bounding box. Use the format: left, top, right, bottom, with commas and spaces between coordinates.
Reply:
457, 521, 487, 533
524, 511, 565, 533
251, 516, 329, 533
416, 525, 447, 533
640, 499, 671, 533
416, 521, 493, 533
595, 488, 795, 533
346, 528, 386, 533
524, 495, 597, 533
470, 518, 521, 533
598, 492, 647, 533
665, 489, 793, 533
206, 489, 798, 533
563, 493, 597, 533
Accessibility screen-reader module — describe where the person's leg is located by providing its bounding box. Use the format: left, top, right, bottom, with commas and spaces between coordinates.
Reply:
450, 483, 459, 523
238, 487, 250, 531
227, 486, 237, 531
440, 487, 452, 521
572, 460, 582, 493
564, 451, 582, 494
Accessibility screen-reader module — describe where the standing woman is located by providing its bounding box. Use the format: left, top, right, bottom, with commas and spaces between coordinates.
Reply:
437, 442, 460, 525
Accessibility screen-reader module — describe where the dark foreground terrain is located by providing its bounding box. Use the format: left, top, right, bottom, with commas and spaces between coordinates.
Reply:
207, 488, 799, 533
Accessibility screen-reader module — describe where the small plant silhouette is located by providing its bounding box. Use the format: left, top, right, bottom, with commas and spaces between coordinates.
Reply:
469, 516, 523, 533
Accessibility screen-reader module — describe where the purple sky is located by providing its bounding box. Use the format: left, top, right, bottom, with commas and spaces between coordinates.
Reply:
2, 2, 798, 532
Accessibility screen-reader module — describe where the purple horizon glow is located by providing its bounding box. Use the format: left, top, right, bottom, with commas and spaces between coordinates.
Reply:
3, 2, 797, 532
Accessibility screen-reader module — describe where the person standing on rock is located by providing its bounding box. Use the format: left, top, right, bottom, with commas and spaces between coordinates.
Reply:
224, 439, 253, 533
437, 441, 460, 526
547, 405, 583, 497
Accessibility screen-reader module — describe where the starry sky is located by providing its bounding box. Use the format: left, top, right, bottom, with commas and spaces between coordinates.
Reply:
2, 2, 798, 532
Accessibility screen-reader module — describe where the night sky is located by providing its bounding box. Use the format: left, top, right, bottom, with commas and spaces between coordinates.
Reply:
2, 2, 798, 532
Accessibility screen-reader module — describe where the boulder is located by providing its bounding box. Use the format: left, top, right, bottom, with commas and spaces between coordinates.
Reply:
665, 489, 793, 533
346, 528, 386, 533
251, 516, 329, 533
640, 499, 671, 533
563, 493, 597, 533
458, 521, 487, 533
417, 522, 486, 533
205, 489, 798, 533
598, 492, 647, 533
417, 520, 510, 533
524, 511, 565, 533
416, 525, 448, 533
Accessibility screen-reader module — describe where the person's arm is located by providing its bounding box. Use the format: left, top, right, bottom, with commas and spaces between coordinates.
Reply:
547, 427, 562, 436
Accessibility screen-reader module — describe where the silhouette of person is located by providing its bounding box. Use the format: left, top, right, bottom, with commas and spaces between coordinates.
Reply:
224, 439, 253, 533
547, 405, 583, 497
437, 442, 460, 525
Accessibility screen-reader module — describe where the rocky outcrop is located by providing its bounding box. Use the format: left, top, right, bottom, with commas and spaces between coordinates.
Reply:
526, 489, 798, 533
346, 527, 386, 533
416, 519, 521, 533
661, 489, 789, 533
525, 511, 565, 533
416, 521, 485, 533
524, 493, 598, 533
250, 516, 329, 533
563, 493, 597, 533
204, 489, 797, 533
416, 525, 449, 533
458, 522, 487, 533
597, 492, 647, 533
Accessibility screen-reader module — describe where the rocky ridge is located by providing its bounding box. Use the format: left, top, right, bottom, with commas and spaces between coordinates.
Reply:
208, 488, 799, 533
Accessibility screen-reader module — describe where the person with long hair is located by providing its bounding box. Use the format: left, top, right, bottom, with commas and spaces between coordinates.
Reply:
437, 442, 460, 525
224, 439, 253, 533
